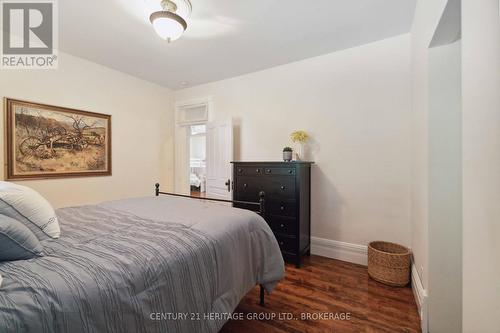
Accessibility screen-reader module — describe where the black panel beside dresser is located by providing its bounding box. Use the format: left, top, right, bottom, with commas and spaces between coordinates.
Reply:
232, 161, 313, 268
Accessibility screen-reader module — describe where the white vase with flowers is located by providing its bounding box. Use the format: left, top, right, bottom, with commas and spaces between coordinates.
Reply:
290, 130, 309, 161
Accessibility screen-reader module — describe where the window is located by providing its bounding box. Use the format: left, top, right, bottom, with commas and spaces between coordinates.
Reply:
176, 103, 208, 125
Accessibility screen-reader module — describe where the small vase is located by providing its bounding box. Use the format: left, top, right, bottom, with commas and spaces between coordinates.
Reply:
283, 151, 293, 162
295, 143, 303, 161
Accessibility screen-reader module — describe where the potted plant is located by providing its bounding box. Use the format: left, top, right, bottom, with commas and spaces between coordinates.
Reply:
283, 147, 293, 162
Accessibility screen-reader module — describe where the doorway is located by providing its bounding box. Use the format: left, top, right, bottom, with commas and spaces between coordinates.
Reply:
189, 125, 206, 197
174, 98, 234, 199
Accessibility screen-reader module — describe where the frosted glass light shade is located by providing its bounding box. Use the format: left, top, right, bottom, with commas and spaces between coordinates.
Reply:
150, 11, 187, 42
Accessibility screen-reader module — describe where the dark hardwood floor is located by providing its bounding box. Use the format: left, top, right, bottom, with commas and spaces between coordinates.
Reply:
190, 190, 206, 198
221, 255, 421, 333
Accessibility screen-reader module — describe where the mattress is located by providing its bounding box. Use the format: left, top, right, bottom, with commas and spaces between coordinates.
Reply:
0, 196, 285, 333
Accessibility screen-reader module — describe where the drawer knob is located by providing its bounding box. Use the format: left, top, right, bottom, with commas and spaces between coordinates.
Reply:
289, 170, 293, 174
280, 224, 285, 228
280, 185, 286, 190
266, 169, 271, 173
280, 206, 285, 211
238, 168, 243, 173
243, 184, 248, 188
256, 169, 261, 173
279, 241, 284, 246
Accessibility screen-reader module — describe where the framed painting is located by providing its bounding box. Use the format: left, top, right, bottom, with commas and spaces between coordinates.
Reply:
4, 98, 112, 180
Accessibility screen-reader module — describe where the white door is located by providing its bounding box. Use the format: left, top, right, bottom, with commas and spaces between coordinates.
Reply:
206, 120, 233, 199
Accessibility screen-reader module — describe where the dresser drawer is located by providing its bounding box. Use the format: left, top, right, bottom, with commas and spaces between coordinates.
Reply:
234, 176, 265, 199
263, 167, 295, 176
268, 199, 296, 217
268, 216, 297, 236
275, 234, 297, 254
235, 176, 295, 200
265, 177, 296, 199
235, 166, 265, 177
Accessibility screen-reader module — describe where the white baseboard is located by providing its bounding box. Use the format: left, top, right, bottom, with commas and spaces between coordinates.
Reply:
411, 264, 428, 333
310, 237, 368, 266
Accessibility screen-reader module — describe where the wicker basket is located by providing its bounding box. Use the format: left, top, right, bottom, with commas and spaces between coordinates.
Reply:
368, 241, 411, 287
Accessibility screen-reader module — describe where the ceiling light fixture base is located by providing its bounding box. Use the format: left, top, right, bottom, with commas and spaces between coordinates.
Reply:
149, 0, 191, 42
160, 0, 177, 12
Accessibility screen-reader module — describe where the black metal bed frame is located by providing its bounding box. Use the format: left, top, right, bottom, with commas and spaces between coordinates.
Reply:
154, 183, 267, 306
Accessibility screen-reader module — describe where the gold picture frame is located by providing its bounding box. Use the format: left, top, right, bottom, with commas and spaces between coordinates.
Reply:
4, 98, 112, 180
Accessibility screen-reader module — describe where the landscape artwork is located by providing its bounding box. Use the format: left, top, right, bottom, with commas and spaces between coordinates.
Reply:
5, 98, 111, 180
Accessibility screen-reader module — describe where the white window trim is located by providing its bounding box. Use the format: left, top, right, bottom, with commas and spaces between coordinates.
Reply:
175, 97, 212, 125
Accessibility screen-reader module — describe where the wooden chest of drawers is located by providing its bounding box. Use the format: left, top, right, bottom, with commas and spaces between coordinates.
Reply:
232, 161, 313, 267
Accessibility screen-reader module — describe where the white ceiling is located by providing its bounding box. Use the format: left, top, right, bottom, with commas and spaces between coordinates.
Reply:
59, 0, 416, 90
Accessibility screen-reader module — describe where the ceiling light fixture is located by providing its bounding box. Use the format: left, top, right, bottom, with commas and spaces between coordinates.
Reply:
150, 0, 191, 42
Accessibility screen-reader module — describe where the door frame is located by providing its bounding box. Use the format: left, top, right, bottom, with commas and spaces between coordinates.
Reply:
174, 97, 212, 194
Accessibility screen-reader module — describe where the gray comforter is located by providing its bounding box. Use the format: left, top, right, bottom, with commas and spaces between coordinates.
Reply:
0, 196, 285, 333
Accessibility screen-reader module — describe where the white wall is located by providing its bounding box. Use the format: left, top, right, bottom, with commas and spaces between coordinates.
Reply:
410, 0, 449, 294
412, 0, 500, 331
428, 40, 462, 333
174, 35, 412, 251
0, 52, 175, 208
461, 0, 500, 331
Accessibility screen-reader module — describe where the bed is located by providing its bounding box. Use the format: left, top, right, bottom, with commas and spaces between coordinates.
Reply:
190, 173, 202, 188
0, 186, 285, 333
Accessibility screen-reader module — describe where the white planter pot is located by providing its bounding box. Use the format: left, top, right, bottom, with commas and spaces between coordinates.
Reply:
283, 151, 293, 162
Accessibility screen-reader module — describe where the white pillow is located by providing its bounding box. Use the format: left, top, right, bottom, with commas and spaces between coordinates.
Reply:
0, 182, 60, 239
